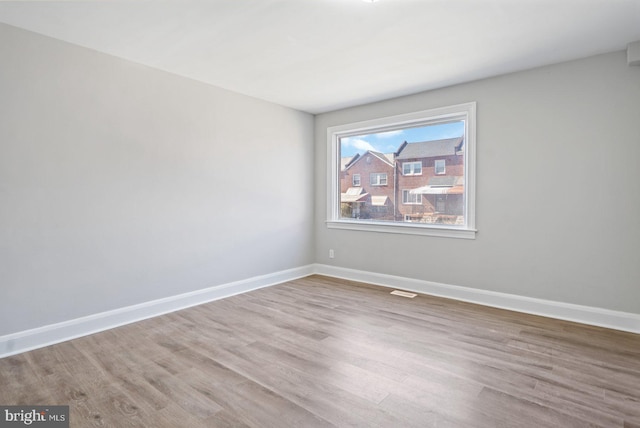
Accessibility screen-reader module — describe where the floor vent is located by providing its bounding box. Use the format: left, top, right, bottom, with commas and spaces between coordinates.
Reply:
390, 290, 417, 298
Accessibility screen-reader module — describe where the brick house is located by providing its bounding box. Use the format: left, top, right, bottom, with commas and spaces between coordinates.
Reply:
340, 137, 464, 224
395, 137, 464, 224
340, 151, 395, 220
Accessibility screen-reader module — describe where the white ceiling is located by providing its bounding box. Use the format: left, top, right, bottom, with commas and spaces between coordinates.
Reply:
1, 1, 639, 114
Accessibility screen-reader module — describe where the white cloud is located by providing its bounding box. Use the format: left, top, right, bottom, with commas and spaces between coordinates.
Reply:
375, 130, 403, 139
342, 137, 375, 152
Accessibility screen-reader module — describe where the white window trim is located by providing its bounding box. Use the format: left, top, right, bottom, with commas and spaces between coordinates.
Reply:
402, 161, 422, 176
369, 172, 388, 186
435, 159, 446, 175
402, 189, 422, 205
327, 102, 477, 239
352, 174, 361, 186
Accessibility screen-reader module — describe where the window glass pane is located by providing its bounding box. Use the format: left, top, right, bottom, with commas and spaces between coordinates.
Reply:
339, 120, 464, 223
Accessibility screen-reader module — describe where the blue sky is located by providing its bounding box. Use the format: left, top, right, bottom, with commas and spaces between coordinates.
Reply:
340, 121, 464, 158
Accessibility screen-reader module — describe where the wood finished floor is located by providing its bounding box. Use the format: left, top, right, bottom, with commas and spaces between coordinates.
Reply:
1, 275, 639, 427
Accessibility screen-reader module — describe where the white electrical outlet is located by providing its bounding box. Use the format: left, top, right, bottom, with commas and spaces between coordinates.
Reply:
329, 249, 335, 259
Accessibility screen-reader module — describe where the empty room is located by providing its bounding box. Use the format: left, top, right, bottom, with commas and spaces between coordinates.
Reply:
1, 1, 639, 427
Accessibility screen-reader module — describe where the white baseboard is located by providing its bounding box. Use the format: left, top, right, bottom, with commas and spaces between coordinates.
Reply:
2, 263, 637, 359
312, 264, 640, 335
0, 265, 315, 359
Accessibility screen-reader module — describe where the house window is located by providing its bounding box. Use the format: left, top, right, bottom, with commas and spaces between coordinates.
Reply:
328, 102, 477, 239
403, 162, 422, 176
370, 173, 387, 186
402, 190, 422, 205
353, 174, 361, 186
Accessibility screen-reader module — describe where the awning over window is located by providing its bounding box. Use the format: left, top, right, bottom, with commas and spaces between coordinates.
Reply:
410, 176, 464, 195
370, 196, 389, 206
341, 187, 368, 202
410, 185, 463, 195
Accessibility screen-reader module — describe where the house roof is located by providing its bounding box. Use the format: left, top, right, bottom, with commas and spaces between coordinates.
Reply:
396, 137, 464, 160
344, 150, 394, 170
340, 156, 355, 172
369, 151, 394, 167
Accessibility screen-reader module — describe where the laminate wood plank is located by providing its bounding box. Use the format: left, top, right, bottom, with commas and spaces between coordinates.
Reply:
195, 376, 331, 428
152, 347, 250, 387
1, 274, 639, 427
192, 340, 407, 427
140, 367, 223, 419
529, 381, 627, 427
378, 392, 473, 428
201, 409, 253, 428
381, 376, 486, 427
151, 402, 214, 428
267, 324, 413, 383
476, 386, 605, 428
605, 389, 640, 421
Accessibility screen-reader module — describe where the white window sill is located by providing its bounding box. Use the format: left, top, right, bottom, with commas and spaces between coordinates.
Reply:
326, 220, 477, 239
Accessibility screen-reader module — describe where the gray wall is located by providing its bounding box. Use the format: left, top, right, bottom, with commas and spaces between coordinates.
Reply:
2, 22, 639, 340
0, 23, 315, 336
315, 51, 640, 314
